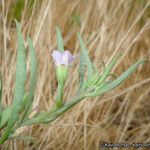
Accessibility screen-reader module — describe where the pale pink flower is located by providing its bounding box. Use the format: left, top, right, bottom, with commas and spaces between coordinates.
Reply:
51, 50, 75, 66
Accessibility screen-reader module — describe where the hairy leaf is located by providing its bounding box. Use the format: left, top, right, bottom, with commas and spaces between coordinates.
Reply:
85, 72, 100, 89
87, 60, 145, 97
22, 94, 85, 126
0, 94, 29, 129
95, 53, 121, 86
0, 20, 27, 144
77, 33, 93, 79
0, 106, 11, 129
77, 51, 86, 93
24, 37, 37, 117
56, 27, 64, 52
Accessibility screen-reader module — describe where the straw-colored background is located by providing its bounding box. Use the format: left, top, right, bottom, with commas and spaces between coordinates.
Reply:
0, 0, 150, 149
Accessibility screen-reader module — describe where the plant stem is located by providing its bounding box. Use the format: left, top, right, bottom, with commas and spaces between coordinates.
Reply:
21, 93, 86, 126
55, 82, 64, 108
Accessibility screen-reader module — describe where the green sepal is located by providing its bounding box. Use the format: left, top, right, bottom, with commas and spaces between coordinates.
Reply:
56, 66, 69, 83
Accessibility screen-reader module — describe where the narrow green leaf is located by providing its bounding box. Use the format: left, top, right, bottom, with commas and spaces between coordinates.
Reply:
17, 38, 37, 124
25, 37, 37, 114
22, 60, 145, 126
56, 27, 64, 52
55, 81, 64, 108
77, 33, 93, 79
22, 94, 86, 126
20, 94, 29, 113
0, 106, 12, 129
28, 38, 37, 99
95, 53, 121, 86
85, 72, 100, 89
0, 94, 29, 129
77, 51, 86, 93
108, 73, 117, 79
0, 20, 27, 144
87, 60, 145, 97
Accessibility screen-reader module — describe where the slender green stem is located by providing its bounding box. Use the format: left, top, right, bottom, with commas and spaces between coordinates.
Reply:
21, 93, 86, 126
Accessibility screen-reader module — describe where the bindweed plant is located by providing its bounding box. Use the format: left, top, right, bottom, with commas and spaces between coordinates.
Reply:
0, 20, 146, 144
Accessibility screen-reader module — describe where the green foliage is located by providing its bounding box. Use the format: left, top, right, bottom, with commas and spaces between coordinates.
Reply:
13, 0, 25, 21
56, 27, 64, 52
0, 106, 11, 129
0, 22, 145, 144
86, 59, 145, 97
77, 51, 86, 93
0, 94, 29, 130
25, 60, 144, 126
84, 72, 100, 89
95, 53, 121, 87
22, 38, 37, 119
28, 37, 37, 103
21, 94, 85, 126
77, 33, 94, 80
0, 20, 27, 144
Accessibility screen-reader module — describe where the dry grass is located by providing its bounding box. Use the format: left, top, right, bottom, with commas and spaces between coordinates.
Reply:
0, 0, 150, 149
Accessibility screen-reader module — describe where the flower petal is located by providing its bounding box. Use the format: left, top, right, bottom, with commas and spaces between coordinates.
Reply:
62, 50, 75, 65
51, 50, 63, 66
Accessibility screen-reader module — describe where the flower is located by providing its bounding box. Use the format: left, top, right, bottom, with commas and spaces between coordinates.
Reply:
51, 50, 75, 84
51, 50, 75, 66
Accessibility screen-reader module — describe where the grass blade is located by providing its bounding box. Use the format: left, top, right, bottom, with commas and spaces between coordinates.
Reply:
22, 59, 145, 126
0, 20, 27, 144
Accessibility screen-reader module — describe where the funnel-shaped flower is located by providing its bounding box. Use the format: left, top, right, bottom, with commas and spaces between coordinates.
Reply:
51, 50, 75, 108
51, 50, 75, 66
